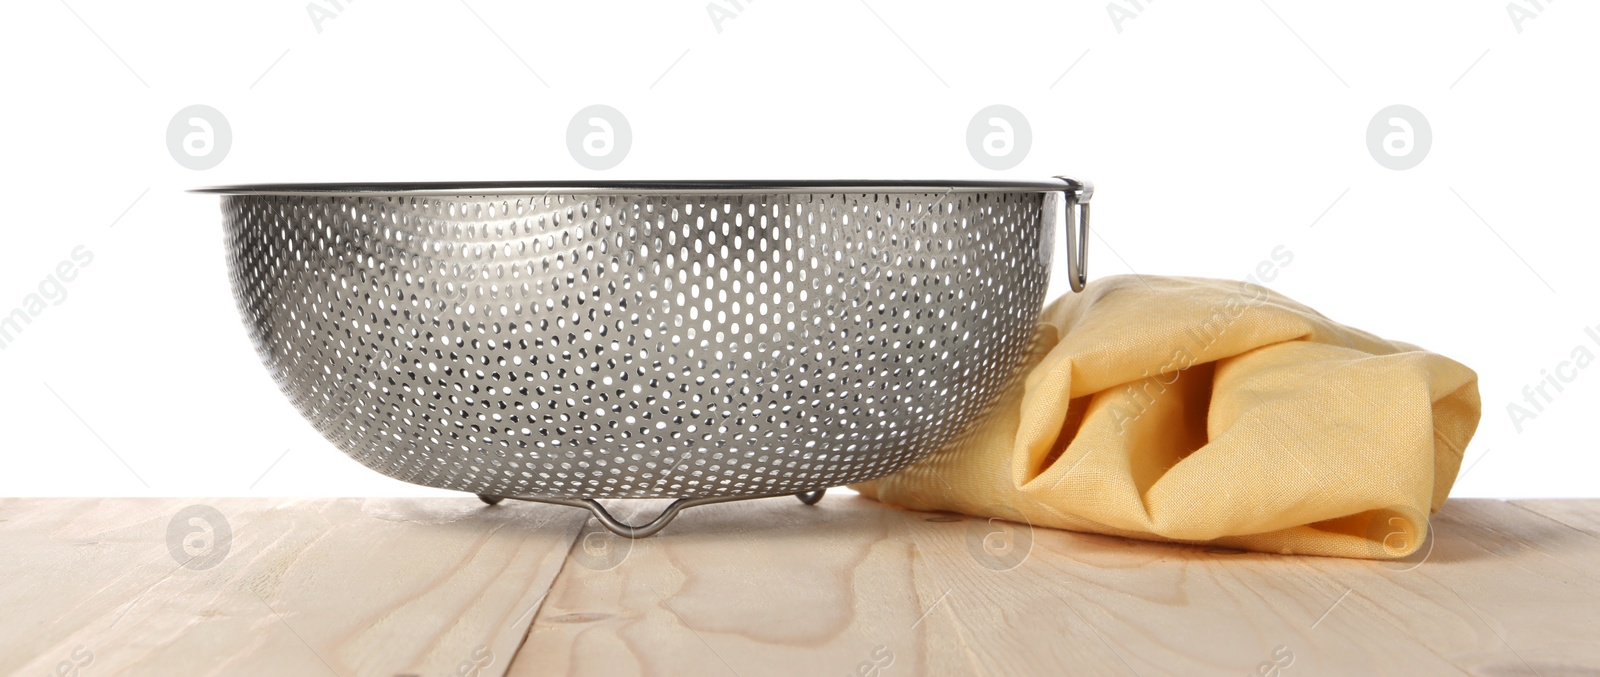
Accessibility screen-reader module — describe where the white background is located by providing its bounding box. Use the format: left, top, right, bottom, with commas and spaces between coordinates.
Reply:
0, 1, 1593, 498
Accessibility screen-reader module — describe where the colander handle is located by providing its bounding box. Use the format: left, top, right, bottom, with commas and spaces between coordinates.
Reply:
1055, 176, 1092, 293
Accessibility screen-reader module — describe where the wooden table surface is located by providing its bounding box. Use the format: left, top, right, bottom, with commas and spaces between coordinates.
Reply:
2, 496, 1596, 676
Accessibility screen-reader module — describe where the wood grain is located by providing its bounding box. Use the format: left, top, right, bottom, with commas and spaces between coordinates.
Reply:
0, 497, 585, 677
3, 497, 1598, 676
513, 496, 1600, 677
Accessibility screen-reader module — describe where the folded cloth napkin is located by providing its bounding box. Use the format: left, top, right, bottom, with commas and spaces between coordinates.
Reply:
852, 275, 1480, 559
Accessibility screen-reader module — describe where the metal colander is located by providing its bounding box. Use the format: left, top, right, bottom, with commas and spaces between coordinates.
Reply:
206, 179, 1091, 536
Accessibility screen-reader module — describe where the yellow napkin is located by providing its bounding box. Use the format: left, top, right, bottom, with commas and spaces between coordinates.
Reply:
853, 275, 1480, 559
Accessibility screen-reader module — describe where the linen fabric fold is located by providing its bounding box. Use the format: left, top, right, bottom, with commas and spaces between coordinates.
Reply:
852, 275, 1480, 559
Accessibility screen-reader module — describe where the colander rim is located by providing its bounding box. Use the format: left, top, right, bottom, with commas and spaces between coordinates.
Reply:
191, 178, 1081, 196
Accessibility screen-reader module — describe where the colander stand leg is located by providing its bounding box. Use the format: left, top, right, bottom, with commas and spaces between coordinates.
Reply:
491, 490, 831, 538
580, 497, 719, 539
538, 495, 750, 539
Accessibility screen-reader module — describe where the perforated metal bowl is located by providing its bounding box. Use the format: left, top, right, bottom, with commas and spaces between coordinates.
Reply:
205, 179, 1091, 536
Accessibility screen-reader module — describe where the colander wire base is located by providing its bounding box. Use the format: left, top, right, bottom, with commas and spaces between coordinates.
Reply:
477, 487, 829, 538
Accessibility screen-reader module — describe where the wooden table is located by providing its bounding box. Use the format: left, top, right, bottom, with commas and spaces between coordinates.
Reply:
2, 496, 1596, 676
